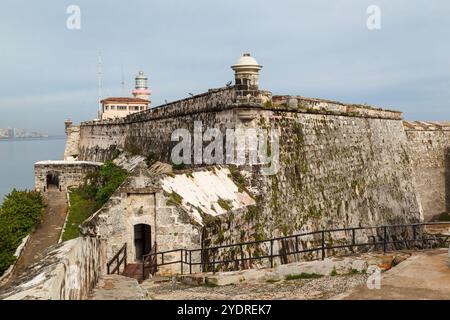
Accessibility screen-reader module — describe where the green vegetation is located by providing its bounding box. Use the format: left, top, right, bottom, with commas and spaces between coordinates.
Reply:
330, 266, 337, 276
172, 162, 186, 170
85, 161, 129, 204
436, 212, 450, 221
145, 152, 157, 167
61, 189, 102, 242
61, 161, 128, 241
0, 190, 44, 276
266, 279, 281, 284
347, 269, 360, 275
227, 165, 248, 194
217, 198, 233, 211
166, 191, 183, 206
285, 273, 323, 280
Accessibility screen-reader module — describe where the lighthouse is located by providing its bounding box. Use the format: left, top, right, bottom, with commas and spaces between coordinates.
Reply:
99, 70, 151, 120
132, 71, 151, 102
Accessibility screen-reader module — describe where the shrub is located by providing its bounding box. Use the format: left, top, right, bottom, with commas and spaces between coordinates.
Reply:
84, 161, 128, 203
0, 190, 44, 276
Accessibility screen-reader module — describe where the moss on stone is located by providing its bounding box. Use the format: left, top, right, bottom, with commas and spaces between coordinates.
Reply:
166, 191, 183, 206
217, 198, 233, 211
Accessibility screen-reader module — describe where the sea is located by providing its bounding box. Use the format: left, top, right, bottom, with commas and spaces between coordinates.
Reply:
0, 137, 66, 205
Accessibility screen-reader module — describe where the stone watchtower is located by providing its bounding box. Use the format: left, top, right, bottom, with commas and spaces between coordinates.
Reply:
231, 53, 262, 102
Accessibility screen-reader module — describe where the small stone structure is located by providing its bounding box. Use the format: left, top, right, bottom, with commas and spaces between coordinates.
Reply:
80, 161, 255, 275
35, 160, 102, 192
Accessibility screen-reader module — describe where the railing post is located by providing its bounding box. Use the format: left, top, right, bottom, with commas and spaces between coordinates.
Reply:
201, 248, 205, 273
142, 256, 146, 281
321, 231, 325, 260
413, 224, 416, 245
383, 226, 387, 254
240, 244, 244, 269
270, 240, 274, 268
116, 256, 120, 274
351, 228, 356, 249
212, 250, 216, 274
295, 236, 299, 253
180, 249, 184, 275
189, 250, 192, 275
124, 245, 127, 269
107, 264, 110, 274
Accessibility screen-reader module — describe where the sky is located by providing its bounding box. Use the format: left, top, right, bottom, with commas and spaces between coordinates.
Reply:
0, 0, 449, 135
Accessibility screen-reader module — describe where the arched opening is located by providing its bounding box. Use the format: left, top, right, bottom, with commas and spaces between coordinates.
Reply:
46, 172, 60, 189
134, 224, 151, 261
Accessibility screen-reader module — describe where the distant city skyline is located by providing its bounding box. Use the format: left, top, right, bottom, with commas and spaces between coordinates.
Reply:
0, 0, 449, 135
0, 127, 49, 139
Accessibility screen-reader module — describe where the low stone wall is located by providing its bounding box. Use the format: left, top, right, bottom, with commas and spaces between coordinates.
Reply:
35, 160, 102, 192
0, 237, 106, 300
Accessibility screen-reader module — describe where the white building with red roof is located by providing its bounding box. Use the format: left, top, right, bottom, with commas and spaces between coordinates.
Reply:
100, 71, 151, 120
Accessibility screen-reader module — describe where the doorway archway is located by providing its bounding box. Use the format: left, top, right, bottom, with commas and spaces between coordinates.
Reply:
46, 172, 60, 189
134, 224, 151, 261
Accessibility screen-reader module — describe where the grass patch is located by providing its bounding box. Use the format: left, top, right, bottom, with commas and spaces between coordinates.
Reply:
285, 273, 323, 280
347, 269, 360, 275
61, 161, 128, 241
266, 279, 281, 284
61, 189, 102, 242
330, 266, 337, 276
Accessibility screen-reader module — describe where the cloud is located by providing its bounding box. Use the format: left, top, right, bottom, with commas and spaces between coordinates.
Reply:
0, 0, 449, 134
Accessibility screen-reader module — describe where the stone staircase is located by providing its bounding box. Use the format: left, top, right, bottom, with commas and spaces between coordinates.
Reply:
121, 263, 144, 283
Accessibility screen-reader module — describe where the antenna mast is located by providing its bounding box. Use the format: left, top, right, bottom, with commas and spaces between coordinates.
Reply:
121, 66, 125, 96
97, 52, 103, 119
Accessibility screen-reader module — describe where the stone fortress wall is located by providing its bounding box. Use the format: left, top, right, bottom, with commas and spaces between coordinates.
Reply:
65, 83, 449, 251
404, 121, 450, 221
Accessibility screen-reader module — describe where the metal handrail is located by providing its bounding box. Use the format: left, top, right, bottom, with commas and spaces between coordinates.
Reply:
107, 243, 127, 275
141, 221, 450, 280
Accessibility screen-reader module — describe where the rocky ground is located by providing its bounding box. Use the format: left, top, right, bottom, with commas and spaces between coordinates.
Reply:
143, 273, 369, 300
142, 252, 413, 300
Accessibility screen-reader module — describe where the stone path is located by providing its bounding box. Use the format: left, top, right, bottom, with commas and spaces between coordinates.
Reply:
89, 275, 146, 300
142, 274, 369, 300
2, 187, 68, 287
336, 248, 450, 300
